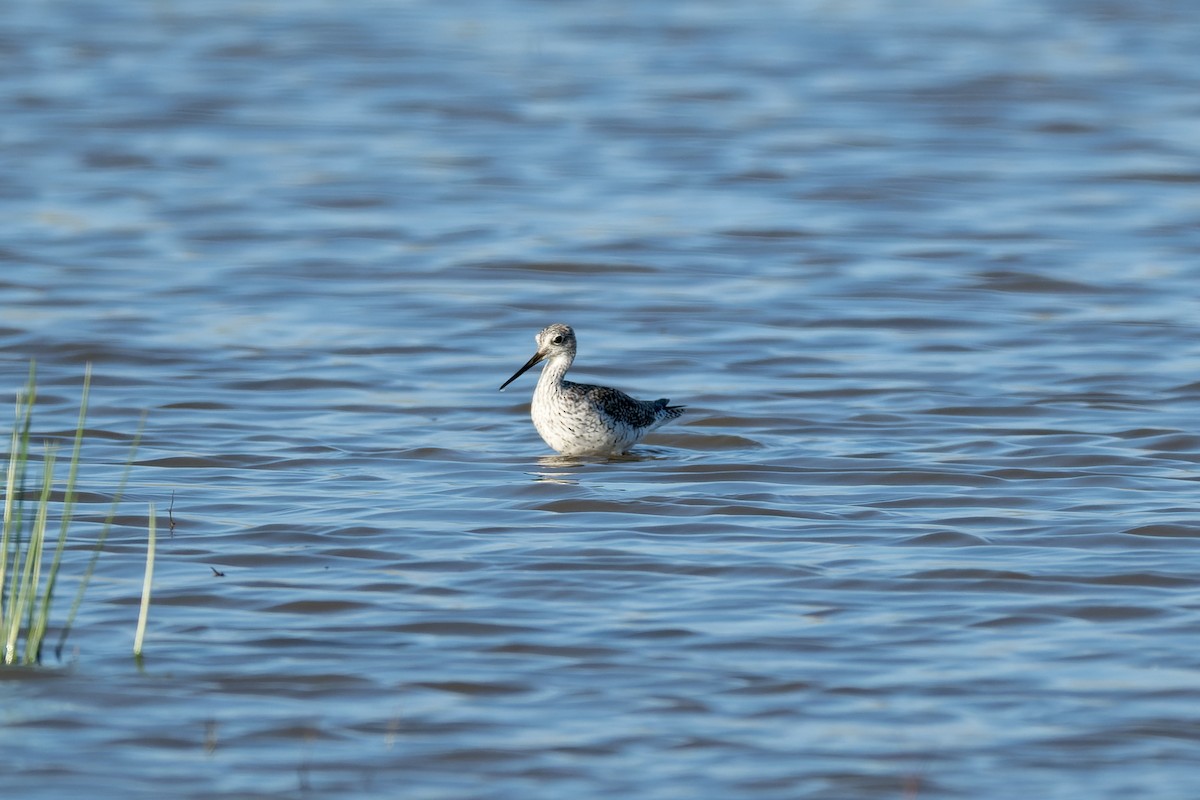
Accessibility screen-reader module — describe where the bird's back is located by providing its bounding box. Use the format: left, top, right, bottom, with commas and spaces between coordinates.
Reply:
568, 380, 683, 431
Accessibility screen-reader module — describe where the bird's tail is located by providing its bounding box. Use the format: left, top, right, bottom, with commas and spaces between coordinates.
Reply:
654, 399, 685, 420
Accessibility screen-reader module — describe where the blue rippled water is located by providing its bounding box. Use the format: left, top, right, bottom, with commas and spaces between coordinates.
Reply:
2, 1, 1199, 798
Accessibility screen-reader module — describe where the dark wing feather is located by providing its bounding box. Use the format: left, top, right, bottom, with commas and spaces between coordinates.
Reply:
570, 381, 673, 428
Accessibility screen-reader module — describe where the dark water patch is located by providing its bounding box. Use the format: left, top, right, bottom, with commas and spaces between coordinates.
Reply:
972, 614, 1061, 629
262, 599, 375, 614
520, 557, 723, 578
973, 270, 1114, 294
82, 150, 155, 170
415, 681, 529, 697
388, 559, 490, 573
535, 498, 700, 516
221, 376, 366, 391
659, 432, 761, 450
149, 591, 258, 609
212, 673, 378, 698
490, 642, 620, 659
136, 454, 277, 468
468, 260, 658, 276
898, 529, 991, 546
183, 227, 295, 244
1136, 433, 1200, 452
1124, 524, 1200, 538
718, 228, 817, 239
321, 546, 399, 561
160, 400, 233, 410
389, 620, 540, 638
1065, 605, 1166, 622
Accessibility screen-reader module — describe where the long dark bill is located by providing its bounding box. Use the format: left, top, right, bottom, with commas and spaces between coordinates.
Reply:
499, 350, 545, 391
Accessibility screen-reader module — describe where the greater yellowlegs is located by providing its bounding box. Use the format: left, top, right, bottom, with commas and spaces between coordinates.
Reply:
499, 323, 685, 456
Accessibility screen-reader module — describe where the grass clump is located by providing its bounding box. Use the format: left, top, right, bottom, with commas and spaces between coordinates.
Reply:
0, 362, 147, 665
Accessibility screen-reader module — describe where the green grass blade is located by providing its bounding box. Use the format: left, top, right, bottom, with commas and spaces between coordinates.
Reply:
0, 418, 20, 637
34, 365, 90, 651
21, 446, 57, 664
4, 429, 42, 665
5, 445, 53, 664
1, 363, 37, 638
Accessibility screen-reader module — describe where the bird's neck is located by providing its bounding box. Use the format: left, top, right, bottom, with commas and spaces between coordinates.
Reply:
536, 353, 572, 396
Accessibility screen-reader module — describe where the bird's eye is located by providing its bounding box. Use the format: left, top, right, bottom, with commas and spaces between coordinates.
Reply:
552, 335, 564, 344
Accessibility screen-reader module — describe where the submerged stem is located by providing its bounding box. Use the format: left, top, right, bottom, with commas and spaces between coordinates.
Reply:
133, 503, 156, 659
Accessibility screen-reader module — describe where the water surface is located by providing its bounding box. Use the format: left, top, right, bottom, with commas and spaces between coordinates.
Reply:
2, 1, 1199, 798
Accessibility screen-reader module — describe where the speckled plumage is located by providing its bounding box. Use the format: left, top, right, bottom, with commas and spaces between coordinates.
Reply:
499, 323, 684, 456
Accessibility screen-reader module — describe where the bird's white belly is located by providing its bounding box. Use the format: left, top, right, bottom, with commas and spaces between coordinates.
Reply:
531, 392, 639, 456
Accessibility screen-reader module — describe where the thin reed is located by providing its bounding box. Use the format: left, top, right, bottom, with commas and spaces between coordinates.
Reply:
133, 503, 155, 659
